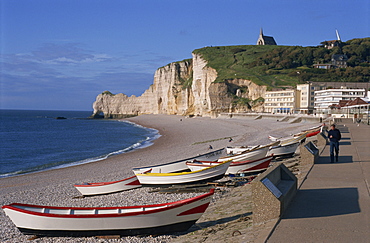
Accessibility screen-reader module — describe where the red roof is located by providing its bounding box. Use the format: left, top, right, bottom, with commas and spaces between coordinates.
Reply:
345, 97, 368, 106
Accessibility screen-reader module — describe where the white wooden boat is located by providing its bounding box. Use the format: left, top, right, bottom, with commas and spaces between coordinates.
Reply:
267, 142, 300, 157
132, 148, 226, 174
186, 155, 274, 175
269, 132, 306, 146
135, 160, 231, 186
279, 132, 306, 146
226, 145, 260, 155
74, 175, 141, 196
2, 189, 215, 237
218, 141, 278, 162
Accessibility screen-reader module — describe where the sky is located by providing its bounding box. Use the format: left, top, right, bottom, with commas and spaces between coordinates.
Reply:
1, 0, 369, 111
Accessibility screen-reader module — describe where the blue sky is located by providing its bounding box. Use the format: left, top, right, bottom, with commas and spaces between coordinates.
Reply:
1, 0, 369, 111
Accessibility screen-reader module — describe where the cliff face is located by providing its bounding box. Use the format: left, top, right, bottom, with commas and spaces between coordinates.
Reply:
92, 53, 267, 118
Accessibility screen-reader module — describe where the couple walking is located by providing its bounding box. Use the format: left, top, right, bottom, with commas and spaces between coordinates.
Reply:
328, 124, 341, 163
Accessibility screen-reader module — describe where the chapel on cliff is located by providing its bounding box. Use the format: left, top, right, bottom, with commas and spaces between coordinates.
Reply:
256, 28, 277, 45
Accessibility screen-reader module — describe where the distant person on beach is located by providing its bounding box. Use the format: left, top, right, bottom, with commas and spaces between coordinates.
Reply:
328, 124, 341, 163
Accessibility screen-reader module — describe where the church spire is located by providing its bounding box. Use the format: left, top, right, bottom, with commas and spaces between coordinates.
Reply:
260, 28, 263, 37
336, 29, 341, 41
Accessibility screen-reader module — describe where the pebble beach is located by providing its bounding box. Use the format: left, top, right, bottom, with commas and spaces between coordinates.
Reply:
0, 114, 319, 242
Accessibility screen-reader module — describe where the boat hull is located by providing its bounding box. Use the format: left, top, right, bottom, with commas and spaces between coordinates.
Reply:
74, 175, 141, 196
217, 146, 269, 162
2, 190, 214, 237
267, 142, 299, 157
136, 161, 231, 186
187, 155, 273, 175
306, 130, 320, 138
132, 148, 226, 174
17, 220, 197, 237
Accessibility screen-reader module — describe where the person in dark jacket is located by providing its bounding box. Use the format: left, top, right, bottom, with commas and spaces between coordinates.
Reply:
328, 124, 341, 163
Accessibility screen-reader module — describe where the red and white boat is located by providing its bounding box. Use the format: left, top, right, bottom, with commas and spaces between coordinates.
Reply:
132, 148, 225, 174
186, 155, 274, 175
135, 160, 231, 186
2, 189, 215, 237
268, 132, 307, 145
269, 124, 322, 142
306, 129, 320, 138
218, 141, 278, 162
74, 175, 141, 196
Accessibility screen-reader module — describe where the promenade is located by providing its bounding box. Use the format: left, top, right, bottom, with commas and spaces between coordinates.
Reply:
267, 121, 370, 242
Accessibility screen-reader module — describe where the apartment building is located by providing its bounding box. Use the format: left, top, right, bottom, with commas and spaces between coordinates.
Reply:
314, 88, 366, 113
264, 90, 299, 113
296, 83, 326, 114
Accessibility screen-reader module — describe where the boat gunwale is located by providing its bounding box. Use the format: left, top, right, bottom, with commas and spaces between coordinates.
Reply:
270, 141, 300, 149
74, 175, 138, 187
187, 155, 273, 167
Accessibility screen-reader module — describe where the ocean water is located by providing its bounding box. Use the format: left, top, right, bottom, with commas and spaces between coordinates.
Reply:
0, 110, 159, 178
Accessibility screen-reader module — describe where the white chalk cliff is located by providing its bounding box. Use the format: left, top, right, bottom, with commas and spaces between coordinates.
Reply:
92, 53, 266, 118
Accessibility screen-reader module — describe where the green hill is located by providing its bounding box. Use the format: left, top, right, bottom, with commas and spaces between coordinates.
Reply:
193, 37, 370, 90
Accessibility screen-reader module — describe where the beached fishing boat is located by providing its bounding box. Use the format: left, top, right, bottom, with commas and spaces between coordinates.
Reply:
306, 130, 320, 138
135, 160, 231, 186
186, 155, 274, 175
218, 141, 278, 162
74, 175, 141, 196
2, 189, 215, 237
268, 132, 307, 146
225, 145, 260, 155
267, 142, 300, 157
299, 124, 322, 134
132, 148, 226, 174
269, 124, 322, 142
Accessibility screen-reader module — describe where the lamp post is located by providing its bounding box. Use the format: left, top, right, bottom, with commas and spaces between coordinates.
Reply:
366, 103, 370, 125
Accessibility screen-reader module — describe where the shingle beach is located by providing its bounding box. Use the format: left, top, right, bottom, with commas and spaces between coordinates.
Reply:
0, 114, 319, 242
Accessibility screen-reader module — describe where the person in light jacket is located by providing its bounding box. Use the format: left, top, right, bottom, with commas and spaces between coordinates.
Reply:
328, 124, 341, 163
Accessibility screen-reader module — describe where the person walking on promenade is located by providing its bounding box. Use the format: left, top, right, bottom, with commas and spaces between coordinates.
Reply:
328, 124, 341, 163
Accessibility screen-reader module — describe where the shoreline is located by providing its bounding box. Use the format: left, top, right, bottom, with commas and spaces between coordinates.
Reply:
0, 114, 320, 242
0, 120, 160, 180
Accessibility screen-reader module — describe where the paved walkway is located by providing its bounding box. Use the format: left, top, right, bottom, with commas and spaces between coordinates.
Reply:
267, 121, 370, 243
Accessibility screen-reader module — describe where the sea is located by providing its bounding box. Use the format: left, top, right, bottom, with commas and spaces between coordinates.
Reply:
0, 110, 160, 179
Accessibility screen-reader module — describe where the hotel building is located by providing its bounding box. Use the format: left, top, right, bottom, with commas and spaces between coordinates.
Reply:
314, 88, 366, 113
264, 90, 299, 113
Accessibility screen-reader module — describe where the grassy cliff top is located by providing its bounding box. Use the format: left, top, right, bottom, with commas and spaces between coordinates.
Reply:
193, 38, 370, 89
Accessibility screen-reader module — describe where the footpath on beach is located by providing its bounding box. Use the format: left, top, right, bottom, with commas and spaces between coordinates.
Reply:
267, 120, 370, 242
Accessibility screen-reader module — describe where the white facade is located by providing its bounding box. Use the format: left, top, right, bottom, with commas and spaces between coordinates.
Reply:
314, 88, 366, 113
296, 83, 325, 114
264, 90, 298, 113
